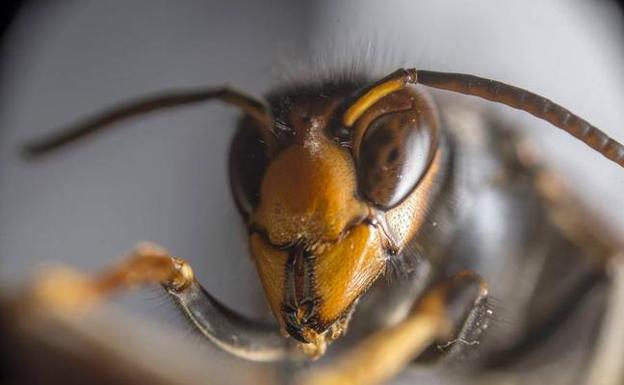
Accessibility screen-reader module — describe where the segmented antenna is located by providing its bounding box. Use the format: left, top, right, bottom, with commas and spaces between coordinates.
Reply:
412, 69, 624, 168
22, 88, 272, 157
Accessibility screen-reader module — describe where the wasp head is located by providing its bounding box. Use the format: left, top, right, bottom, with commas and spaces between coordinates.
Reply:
229, 75, 439, 355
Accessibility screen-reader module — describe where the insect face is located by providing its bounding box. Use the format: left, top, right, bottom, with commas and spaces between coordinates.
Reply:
22, 64, 623, 380
229, 81, 440, 350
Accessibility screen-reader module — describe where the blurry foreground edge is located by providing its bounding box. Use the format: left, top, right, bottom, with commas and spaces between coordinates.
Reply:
0, 294, 277, 385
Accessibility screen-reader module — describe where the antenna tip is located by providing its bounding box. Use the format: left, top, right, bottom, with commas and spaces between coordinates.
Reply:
18, 142, 47, 160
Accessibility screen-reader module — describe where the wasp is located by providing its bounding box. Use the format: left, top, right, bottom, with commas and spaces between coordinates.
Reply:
20, 67, 624, 385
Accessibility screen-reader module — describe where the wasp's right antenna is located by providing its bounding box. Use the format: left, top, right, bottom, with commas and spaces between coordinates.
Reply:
22, 87, 274, 158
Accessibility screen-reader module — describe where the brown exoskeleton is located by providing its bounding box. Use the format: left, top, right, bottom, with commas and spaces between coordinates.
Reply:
21, 68, 624, 385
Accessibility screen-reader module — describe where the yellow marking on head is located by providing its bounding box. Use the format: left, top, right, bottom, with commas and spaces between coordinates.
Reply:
342, 78, 406, 127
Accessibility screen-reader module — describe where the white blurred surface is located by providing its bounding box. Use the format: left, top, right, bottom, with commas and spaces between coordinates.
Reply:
0, 0, 311, 318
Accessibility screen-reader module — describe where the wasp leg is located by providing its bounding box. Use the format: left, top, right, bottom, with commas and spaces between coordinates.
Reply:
297, 271, 488, 385
28, 242, 191, 308
166, 278, 297, 362
28, 242, 297, 362
425, 273, 490, 365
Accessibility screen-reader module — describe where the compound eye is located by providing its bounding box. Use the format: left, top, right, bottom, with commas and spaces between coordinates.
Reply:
229, 118, 269, 219
357, 110, 434, 209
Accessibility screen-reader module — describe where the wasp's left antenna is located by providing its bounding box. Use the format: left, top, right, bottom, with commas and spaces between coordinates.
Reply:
22, 87, 273, 158
413, 70, 624, 168
342, 68, 624, 169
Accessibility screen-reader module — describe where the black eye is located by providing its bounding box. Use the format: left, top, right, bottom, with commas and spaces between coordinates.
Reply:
229, 118, 269, 219
357, 110, 434, 209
